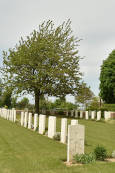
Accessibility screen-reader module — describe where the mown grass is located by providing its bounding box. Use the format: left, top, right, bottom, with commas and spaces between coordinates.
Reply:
0, 116, 115, 173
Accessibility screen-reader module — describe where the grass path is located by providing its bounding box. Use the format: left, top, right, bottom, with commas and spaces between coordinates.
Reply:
0, 117, 115, 173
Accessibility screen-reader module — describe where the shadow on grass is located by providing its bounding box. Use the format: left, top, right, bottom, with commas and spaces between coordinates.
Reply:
85, 140, 92, 147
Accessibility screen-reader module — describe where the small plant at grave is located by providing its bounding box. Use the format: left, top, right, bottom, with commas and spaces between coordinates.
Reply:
45, 131, 48, 136
4, 105, 8, 109
112, 150, 115, 158
35, 127, 38, 132
94, 145, 107, 161
74, 153, 96, 164
53, 132, 60, 141
43, 131, 46, 135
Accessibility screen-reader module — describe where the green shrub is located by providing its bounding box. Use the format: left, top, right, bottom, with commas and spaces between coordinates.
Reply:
74, 153, 96, 164
53, 132, 60, 141
102, 104, 115, 112
112, 150, 115, 158
94, 145, 107, 161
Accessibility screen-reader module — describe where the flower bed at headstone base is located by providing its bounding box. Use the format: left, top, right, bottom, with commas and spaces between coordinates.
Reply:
64, 158, 115, 166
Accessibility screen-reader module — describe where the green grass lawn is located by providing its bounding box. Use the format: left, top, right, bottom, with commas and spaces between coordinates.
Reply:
0, 117, 115, 173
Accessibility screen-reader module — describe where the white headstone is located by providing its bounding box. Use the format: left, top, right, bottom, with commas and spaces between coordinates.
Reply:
75, 110, 78, 118
85, 111, 89, 120
6, 109, 8, 120
1, 109, 3, 118
97, 111, 101, 121
4, 109, 7, 119
88, 110, 92, 118
34, 114, 38, 131
48, 116, 56, 138
71, 119, 78, 125
24, 112, 28, 128
0, 108, 1, 117
11, 108, 15, 121
39, 114, 46, 134
67, 124, 85, 162
21, 112, 24, 126
9, 110, 12, 121
91, 111, 96, 119
61, 118, 67, 143
28, 113, 32, 129
2, 108, 7, 119
1, 109, 3, 117
80, 111, 83, 118
13, 109, 16, 122
104, 111, 110, 121
0, 109, 2, 118
71, 110, 74, 117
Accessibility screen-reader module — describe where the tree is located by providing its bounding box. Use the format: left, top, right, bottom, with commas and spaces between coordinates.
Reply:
1, 20, 82, 114
11, 96, 18, 108
87, 96, 100, 110
75, 82, 94, 109
1, 87, 12, 108
17, 97, 29, 109
100, 50, 115, 103
53, 98, 77, 110
0, 79, 3, 106
0, 80, 12, 108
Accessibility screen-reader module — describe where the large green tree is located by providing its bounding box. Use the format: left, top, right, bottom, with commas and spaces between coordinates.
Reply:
100, 50, 115, 103
1, 20, 82, 114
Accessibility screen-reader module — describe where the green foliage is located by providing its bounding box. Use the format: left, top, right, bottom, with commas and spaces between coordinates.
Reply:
1, 88, 12, 108
11, 96, 18, 108
102, 104, 115, 111
75, 82, 94, 109
88, 97, 100, 110
17, 97, 29, 109
88, 100, 115, 112
112, 150, 115, 158
39, 97, 77, 111
53, 133, 60, 141
0, 80, 13, 108
1, 19, 82, 113
4, 105, 8, 109
74, 153, 96, 164
39, 95, 47, 110
53, 98, 77, 110
94, 145, 107, 161
100, 50, 115, 103
0, 79, 3, 97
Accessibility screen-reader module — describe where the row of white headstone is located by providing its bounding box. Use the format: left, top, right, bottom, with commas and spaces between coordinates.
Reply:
20, 112, 84, 162
21, 112, 79, 143
0, 108, 16, 122
67, 110, 111, 121
0, 109, 84, 162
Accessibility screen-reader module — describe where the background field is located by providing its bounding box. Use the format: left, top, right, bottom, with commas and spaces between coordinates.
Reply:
0, 117, 115, 173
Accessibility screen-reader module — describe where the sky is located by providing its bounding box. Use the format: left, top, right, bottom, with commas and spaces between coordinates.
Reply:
0, 0, 115, 103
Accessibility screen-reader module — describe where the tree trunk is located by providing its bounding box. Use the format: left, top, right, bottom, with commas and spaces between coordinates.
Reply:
34, 89, 40, 114
99, 97, 102, 108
